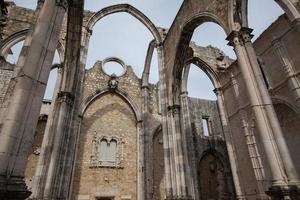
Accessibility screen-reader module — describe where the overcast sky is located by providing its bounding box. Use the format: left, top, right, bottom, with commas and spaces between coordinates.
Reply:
10, 0, 284, 100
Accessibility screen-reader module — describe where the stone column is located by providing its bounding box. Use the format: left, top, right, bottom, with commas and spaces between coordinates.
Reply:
272, 37, 300, 108
157, 45, 173, 198
180, 91, 196, 199
30, 65, 64, 199
214, 88, 247, 200
166, 104, 193, 200
0, 0, 67, 199
240, 27, 300, 187
226, 31, 288, 192
31, 2, 85, 198
137, 120, 144, 200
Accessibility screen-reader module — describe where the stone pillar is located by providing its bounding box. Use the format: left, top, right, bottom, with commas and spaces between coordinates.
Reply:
137, 120, 144, 200
240, 27, 300, 187
157, 45, 173, 198
226, 31, 289, 196
0, 0, 67, 199
180, 91, 196, 199
30, 2, 85, 199
166, 104, 193, 200
30, 65, 63, 199
272, 37, 300, 108
214, 88, 247, 200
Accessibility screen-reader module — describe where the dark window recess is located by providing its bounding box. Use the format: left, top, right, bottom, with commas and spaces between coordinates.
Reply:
202, 117, 210, 136
257, 58, 269, 89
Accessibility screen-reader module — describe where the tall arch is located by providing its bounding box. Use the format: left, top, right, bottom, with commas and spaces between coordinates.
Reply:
86, 4, 162, 44
169, 14, 229, 104
197, 150, 233, 200
272, 101, 300, 176
0, 29, 65, 62
239, 0, 300, 27
182, 56, 221, 93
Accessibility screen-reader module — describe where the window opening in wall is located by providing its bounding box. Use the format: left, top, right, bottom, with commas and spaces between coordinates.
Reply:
102, 61, 125, 77
99, 139, 117, 161
202, 117, 210, 136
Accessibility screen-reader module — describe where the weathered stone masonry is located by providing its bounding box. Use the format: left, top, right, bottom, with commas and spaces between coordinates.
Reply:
1, 0, 300, 200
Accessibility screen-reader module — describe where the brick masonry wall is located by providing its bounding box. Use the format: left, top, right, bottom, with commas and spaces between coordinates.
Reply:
72, 93, 138, 200
72, 61, 150, 200
0, 68, 13, 104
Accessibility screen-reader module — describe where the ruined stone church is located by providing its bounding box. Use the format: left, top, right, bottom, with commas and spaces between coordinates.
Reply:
1, 0, 300, 199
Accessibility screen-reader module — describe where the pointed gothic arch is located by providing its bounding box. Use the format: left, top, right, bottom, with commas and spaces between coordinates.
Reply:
86, 4, 162, 45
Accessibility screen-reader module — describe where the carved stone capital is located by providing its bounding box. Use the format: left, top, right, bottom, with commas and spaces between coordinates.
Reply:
213, 87, 223, 95
239, 27, 254, 44
227, 28, 254, 47
226, 31, 241, 47
167, 104, 181, 116
57, 91, 74, 105
266, 185, 300, 200
37, 0, 44, 7
56, 0, 68, 10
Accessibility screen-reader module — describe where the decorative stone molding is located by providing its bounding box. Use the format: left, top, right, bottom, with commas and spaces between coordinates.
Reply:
90, 134, 125, 168
102, 57, 127, 77
226, 31, 241, 47
57, 91, 74, 105
239, 27, 254, 44
55, 0, 68, 10
167, 104, 181, 116
108, 75, 119, 91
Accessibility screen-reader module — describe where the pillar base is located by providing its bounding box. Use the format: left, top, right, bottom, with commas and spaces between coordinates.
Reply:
266, 185, 300, 200
0, 176, 31, 200
165, 195, 194, 200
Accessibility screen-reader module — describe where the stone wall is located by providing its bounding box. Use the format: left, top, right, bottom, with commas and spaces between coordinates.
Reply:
0, 59, 14, 129
24, 118, 47, 191
72, 59, 160, 200
188, 97, 223, 137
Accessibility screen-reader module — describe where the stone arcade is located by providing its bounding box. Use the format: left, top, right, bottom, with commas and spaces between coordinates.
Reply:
1, 0, 300, 199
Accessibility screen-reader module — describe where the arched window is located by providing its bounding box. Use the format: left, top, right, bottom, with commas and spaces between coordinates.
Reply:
99, 139, 117, 161
99, 139, 109, 161
109, 139, 117, 161
91, 136, 123, 168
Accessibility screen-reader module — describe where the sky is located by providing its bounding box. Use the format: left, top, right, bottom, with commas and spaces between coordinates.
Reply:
10, 0, 284, 100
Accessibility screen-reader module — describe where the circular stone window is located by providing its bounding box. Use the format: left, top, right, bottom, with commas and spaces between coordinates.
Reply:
102, 58, 127, 77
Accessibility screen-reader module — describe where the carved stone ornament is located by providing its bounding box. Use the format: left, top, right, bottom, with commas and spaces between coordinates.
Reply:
57, 91, 74, 105
108, 75, 119, 90
90, 134, 124, 168
56, 0, 69, 10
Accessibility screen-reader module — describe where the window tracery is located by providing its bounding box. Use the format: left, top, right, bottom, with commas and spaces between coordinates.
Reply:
90, 134, 124, 168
